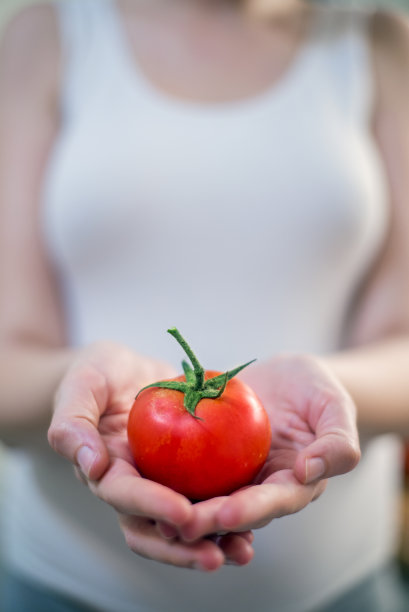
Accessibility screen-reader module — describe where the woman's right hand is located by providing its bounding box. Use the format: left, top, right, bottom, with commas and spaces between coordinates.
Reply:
48, 341, 253, 570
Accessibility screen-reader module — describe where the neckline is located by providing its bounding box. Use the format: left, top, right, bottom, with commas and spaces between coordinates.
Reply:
107, 0, 320, 113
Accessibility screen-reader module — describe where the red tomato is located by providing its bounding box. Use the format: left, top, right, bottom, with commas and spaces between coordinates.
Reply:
128, 351, 271, 501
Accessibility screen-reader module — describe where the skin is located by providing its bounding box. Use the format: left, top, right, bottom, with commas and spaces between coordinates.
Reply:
0, 0, 409, 571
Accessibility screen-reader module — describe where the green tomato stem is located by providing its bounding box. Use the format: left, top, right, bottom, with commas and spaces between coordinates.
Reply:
167, 327, 204, 390
136, 327, 256, 417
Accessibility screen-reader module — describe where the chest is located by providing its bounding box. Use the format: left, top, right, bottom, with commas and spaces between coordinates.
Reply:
44, 81, 387, 283
118, 4, 309, 103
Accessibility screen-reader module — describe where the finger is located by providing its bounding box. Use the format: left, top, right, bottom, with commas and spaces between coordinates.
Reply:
73, 465, 88, 486
311, 479, 327, 501
294, 396, 361, 485
294, 433, 360, 485
172, 498, 255, 543
119, 516, 225, 571
215, 471, 320, 533
158, 521, 255, 553
178, 496, 229, 542
232, 531, 255, 544
216, 533, 254, 566
157, 521, 254, 564
157, 521, 179, 540
48, 365, 110, 480
88, 458, 193, 527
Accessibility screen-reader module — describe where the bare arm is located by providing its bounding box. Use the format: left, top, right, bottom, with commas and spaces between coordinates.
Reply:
325, 12, 409, 436
0, 5, 75, 444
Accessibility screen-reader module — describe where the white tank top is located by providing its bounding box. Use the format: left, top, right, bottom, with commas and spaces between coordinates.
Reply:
1, 1, 402, 611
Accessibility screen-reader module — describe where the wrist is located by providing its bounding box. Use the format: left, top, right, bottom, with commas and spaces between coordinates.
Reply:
0, 343, 78, 445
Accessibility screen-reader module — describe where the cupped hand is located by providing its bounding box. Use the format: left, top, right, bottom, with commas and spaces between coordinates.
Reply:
48, 341, 253, 570
176, 354, 361, 542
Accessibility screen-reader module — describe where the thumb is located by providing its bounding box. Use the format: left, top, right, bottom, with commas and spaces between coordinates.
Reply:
294, 431, 361, 485
48, 367, 110, 481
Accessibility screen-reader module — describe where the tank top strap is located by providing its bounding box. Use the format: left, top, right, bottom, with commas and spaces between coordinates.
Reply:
55, 0, 116, 118
315, 8, 374, 122
55, 1, 375, 122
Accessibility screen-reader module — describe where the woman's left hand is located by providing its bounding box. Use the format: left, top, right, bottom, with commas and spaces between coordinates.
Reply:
168, 354, 361, 543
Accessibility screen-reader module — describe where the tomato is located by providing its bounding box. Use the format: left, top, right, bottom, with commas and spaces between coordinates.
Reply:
127, 328, 271, 501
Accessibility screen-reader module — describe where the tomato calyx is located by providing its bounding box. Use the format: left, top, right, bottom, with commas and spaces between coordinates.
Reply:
136, 327, 256, 418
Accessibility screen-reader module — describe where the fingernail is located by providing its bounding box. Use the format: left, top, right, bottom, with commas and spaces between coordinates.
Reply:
77, 446, 96, 478
305, 458, 325, 483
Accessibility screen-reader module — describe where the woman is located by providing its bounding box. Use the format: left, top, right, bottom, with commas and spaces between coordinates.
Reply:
0, 0, 408, 610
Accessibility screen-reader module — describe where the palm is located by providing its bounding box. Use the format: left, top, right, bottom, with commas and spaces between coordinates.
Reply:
99, 404, 135, 467
262, 389, 316, 475
239, 355, 345, 486
250, 406, 316, 505
81, 343, 177, 482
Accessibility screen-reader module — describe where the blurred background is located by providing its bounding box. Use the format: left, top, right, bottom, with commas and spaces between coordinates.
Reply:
1, 0, 409, 610
1, 0, 409, 30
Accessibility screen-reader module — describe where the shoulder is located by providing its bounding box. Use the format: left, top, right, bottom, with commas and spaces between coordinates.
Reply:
369, 11, 409, 103
0, 3, 60, 98
370, 10, 409, 63
310, 5, 371, 41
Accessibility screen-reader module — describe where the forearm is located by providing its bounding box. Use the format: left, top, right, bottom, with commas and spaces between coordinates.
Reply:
325, 335, 409, 436
0, 342, 75, 446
